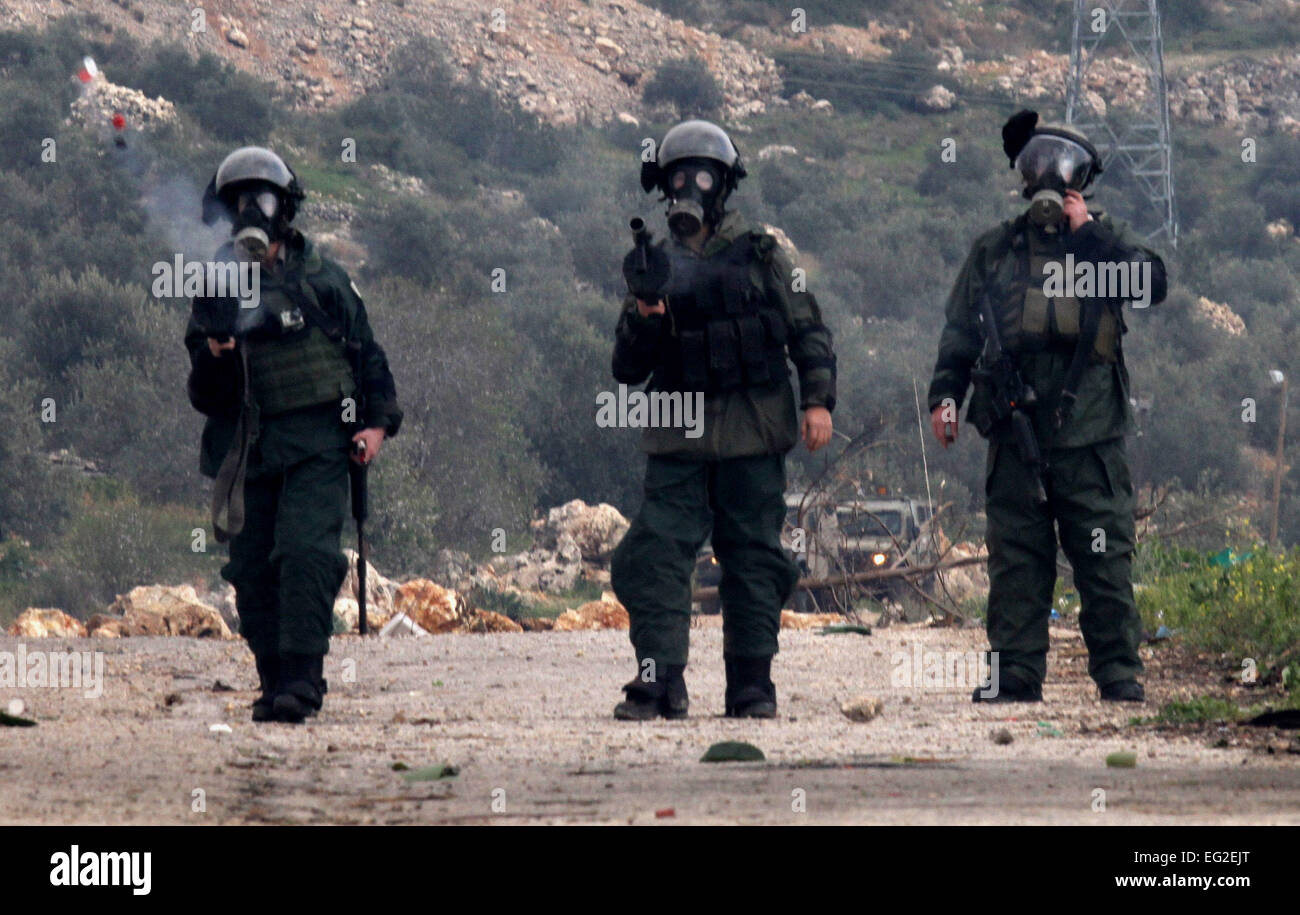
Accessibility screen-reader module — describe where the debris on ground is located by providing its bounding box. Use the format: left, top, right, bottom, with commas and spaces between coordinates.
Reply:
701, 741, 765, 763
780, 611, 844, 630
818, 623, 872, 636
398, 763, 460, 782
1106, 751, 1138, 768
378, 612, 431, 638
840, 695, 884, 723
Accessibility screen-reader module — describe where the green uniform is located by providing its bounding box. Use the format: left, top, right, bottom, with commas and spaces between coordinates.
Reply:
185, 232, 401, 658
610, 212, 836, 666
927, 211, 1166, 687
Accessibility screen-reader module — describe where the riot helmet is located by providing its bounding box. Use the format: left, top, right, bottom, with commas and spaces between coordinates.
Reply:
201, 147, 305, 260
640, 120, 747, 237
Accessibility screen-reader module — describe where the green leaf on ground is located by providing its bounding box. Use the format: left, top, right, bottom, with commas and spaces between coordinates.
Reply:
700, 741, 765, 762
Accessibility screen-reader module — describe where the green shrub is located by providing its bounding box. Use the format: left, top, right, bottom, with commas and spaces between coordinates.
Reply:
1136, 547, 1300, 673
642, 56, 723, 117
7, 486, 221, 619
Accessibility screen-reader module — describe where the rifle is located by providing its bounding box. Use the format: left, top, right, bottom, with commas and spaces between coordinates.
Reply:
346, 339, 370, 635
622, 217, 671, 302
350, 439, 369, 635
972, 292, 1049, 505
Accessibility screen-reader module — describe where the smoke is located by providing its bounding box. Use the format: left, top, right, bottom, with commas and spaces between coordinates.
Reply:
74, 56, 229, 265
141, 173, 230, 265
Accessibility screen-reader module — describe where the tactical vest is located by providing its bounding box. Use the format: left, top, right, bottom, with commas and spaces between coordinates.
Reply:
1001, 225, 1119, 363
246, 277, 356, 417
652, 232, 789, 394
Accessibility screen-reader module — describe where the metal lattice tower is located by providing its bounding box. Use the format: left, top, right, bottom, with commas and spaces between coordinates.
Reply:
1066, 0, 1178, 249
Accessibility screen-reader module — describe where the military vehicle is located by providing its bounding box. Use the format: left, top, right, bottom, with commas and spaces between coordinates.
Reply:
784, 491, 939, 612
693, 491, 939, 614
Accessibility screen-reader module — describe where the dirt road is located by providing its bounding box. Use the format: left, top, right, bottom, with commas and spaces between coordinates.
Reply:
2, 623, 1298, 825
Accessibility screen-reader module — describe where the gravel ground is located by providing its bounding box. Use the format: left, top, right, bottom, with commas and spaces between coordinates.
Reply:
2, 623, 1298, 825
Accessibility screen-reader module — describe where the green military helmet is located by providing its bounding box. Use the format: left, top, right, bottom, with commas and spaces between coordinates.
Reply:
202, 146, 306, 225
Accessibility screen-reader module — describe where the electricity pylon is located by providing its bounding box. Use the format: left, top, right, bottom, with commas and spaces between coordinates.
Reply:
1066, 0, 1178, 249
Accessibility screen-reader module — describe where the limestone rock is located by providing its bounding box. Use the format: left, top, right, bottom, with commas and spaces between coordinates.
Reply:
536, 499, 630, 562
552, 598, 629, 631
8, 608, 87, 639
594, 36, 624, 58
107, 585, 233, 638
490, 533, 583, 593
917, 84, 956, 112
1194, 296, 1246, 337
337, 548, 396, 631
779, 610, 843, 630
393, 579, 471, 634
840, 695, 883, 722
460, 610, 524, 634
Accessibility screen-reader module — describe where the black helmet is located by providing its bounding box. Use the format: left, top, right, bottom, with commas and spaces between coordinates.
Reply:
201, 146, 305, 225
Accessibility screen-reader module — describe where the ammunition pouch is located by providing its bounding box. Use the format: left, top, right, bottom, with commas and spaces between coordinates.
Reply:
653, 232, 789, 394
1008, 230, 1119, 364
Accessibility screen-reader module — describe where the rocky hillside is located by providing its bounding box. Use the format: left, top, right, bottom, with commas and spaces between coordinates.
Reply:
7, 0, 1300, 132
4, 0, 781, 123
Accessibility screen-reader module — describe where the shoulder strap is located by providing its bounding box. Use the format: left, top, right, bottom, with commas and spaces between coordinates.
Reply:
748, 230, 778, 263
282, 270, 346, 342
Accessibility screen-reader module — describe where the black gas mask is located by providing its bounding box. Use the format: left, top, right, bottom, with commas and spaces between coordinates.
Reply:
229, 184, 285, 262
1014, 134, 1098, 228
193, 184, 304, 341
664, 158, 726, 238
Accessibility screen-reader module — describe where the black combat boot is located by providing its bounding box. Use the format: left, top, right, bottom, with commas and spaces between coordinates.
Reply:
251, 653, 280, 723
613, 663, 689, 720
1099, 679, 1145, 702
661, 664, 688, 719
724, 654, 777, 718
971, 669, 1043, 703
271, 653, 327, 724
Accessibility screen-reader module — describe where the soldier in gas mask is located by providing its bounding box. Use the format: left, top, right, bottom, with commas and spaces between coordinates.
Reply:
609, 120, 837, 719
927, 111, 1167, 703
185, 147, 402, 723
